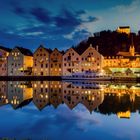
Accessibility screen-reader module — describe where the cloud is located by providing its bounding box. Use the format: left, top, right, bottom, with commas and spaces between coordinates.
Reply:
87, 16, 99, 22
75, 10, 86, 15
112, 0, 140, 13
54, 9, 81, 28
31, 7, 53, 23
14, 7, 26, 15
63, 29, 89, 40
21, 31, 44, 36
9, 7, 98, 40
10, 1, 28, 17
0, 2, 99, 49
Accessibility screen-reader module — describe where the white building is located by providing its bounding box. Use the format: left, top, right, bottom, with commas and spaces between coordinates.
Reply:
8, 81, 33, 109
8, 47, 33, 76
0, 46, 11, 76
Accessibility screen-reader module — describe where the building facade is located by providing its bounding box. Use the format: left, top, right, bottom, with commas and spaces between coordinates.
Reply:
33, 81, 50, 110
0, 46, 11, 76
50, 48, 63, 76
63, 48, 81, 76
0, 81, 8, 106
81, 45, 104, 72
103, 43, 140, 75
116, 26, 131, 35
8, 47, 33, 76
8, 81, 33, 109
33, 45, 50, 76
49, 81, 63, 108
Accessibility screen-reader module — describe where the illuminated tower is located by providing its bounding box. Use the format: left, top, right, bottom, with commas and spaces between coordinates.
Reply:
129, 35, 135, 56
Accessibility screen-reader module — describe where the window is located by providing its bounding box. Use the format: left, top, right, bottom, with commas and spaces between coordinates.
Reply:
41, 64, 43, 68
46, 64, 48, 68
41, 88, 43, 92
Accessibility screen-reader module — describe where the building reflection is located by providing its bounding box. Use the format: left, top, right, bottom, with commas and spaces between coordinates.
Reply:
49, 81, 63, 108
7, 81, 33, 109
0, 81, 8, 106
63, 81, 104, 113
32, 81, 50, 110
0, 81, 140, 117
97, 83, 140, 118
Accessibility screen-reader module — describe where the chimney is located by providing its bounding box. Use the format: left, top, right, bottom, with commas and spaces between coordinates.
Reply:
96, 45, 99, 52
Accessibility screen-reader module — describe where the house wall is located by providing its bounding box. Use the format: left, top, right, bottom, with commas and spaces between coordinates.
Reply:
63, 48, 81, 76
33, 47, 50, 76
50, 49, 63, 76
81, 46, 103, 72
0, 49, 9, 76
8, 48, 24, 76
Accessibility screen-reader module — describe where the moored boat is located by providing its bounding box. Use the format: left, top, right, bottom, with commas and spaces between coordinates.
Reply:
62, 71, 112, 80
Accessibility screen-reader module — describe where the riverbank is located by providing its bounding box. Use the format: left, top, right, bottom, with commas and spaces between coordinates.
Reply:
0, 76, 62, 81
0, 76, 140, 82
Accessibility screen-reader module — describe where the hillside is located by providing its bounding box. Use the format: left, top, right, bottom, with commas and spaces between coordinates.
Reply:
74, 30, 140, 56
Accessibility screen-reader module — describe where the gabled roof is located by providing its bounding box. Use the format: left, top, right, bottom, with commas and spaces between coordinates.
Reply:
51, 48, 63, 55
15, 47, 33, 56
74, 44, 96, 55
64, 47, 81, 56
34, 45, 52, 54
0, 46, 12, 52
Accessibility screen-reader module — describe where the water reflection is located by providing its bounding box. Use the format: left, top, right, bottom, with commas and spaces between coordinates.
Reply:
0, 81, 140, 117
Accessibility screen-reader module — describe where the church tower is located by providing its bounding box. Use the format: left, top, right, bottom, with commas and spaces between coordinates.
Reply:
129, 35, 135, 56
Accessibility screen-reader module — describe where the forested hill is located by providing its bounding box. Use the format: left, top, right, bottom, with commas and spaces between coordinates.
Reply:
74, 30, 140, 56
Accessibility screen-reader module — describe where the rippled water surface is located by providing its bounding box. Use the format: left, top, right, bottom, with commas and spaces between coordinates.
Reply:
0, 81, 140, 140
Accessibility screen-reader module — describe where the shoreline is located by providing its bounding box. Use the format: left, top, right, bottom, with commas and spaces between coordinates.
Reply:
0, 76, 139, 82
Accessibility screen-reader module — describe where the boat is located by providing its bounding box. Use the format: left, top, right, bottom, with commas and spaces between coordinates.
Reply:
62, 71, 112, 80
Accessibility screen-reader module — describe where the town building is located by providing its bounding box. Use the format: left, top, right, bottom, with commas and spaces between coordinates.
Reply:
117, 111, 131, 119
33, 45, 51, 76
8, 81, 33, 109
63, 82, 81, 109
80, 44, 104, 72
8, 47, 33, 76
0, 46, 11, 76
49, 81, 63, 108
63, 48, 81, 76
0, 81, 8, 106
50, 48, 63, 76
116, 26, 131, 35
81, 89, 104, 113
103, 37, 140, 75
33, 81, 50, 110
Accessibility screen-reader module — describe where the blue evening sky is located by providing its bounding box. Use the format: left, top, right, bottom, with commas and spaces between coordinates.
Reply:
0, 0, 140, 51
